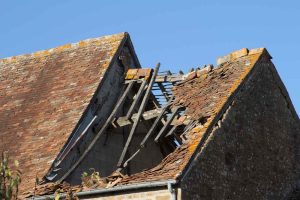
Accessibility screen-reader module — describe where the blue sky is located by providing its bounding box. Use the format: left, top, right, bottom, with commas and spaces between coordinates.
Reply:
1, 0, 299, 114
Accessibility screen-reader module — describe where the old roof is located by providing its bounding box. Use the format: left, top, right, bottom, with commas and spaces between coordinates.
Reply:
1, 31, 279, 198
33, 48, 273, 198
30, 48, 272, 198
0, 32, 128, 192
117, 48, 271, 185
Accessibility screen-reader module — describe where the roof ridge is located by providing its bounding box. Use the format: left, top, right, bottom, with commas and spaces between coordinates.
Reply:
179, 48, 267, 181
0, 32, 127, 64
216, 47, 271, 66
178, 48, 270, 84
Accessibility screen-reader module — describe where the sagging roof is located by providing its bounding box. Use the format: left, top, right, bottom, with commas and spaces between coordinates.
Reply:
1, 32, 277, 198
0, 32, 128, 192
29, 47, 273, 199
117, 48, 271, 185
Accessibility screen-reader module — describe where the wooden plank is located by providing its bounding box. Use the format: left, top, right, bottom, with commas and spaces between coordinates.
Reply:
140, 96, 174, 147
154, 94, 171, 98
173, 133, 183, 146
154, 107, 180, 142
125, 73, 184, 84
117, 63, 160, 167
126, 80, 147, 119
168, 76, 184, 82
157, 83, 169, 101
56, 115, 98, 165
57, 81, 135, 183
114, 108, 162, 127
164, 125, 177, 138
119, 149, 141, 170
158, 70, 171, 75
181, 120, 198, 137
155, 76, 167, 82
117, 98, 174, 171
171, 117, 191, 126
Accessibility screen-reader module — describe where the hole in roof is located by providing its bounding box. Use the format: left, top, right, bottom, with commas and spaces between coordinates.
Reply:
57, 69, 199, 185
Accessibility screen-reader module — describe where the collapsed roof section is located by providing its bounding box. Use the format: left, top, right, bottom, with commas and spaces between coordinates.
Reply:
27, 47, 278, 198
116, 48, 272, 185
2, 32, 290, 198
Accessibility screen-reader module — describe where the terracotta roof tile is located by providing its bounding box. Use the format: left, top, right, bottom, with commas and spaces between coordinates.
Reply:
0, 32, 126, 193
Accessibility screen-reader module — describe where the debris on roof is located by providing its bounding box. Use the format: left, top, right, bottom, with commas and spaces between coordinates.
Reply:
113, 47, 268, 186
36, 47, 269, 198
1, 31, 276, 198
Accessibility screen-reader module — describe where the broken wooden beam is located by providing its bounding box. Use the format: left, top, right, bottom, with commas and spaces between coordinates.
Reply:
140, 96, 174, 147
57, 81, 135, 183
154, 107, 180, 142
157, 83, 170, 101
155, 74, 184, 83
117, 97, 175, 171
164, 125, 178, 138
56, 115, 98, 165
126, 80, 147, 120
113, 108, 163, 127
117, 63, 160, 167
125, 73, 184, 84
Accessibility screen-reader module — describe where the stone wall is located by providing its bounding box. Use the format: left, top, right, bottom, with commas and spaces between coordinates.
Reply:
181, 59, 300, 199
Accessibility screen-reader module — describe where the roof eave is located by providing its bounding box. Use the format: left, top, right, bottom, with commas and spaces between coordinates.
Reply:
30, 180, 177, 200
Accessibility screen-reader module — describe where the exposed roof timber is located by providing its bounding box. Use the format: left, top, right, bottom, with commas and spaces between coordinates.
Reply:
140, 96, 174, 148
117, 98, 175, 171
122, 149, 141, 169
55, 115, 98, 167
157, 83, 171, 101
158, 70, 172, 75
117, 63, 160, 167
165, 125, 178, 138
33, 47, 282, 196
57, 81, 135, 183
125, 73, 185, 84
154, 106, 182, 142
113, 108, 163, 127
112, 102, 191, 129
126, 80, 148, 120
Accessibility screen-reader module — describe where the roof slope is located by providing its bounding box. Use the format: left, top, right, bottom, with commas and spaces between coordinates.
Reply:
119, 48, 268, 185
0, 33, 127, 192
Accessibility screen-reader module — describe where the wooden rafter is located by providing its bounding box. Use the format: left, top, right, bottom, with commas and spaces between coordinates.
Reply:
125, 73, 184, 84
116, 97, 174, 171
113, 108, 163, 127
140, 96, 174, 147
154, 106, 180, 142
117, 63, 160, 167
164, 125, 178, 138
157, 82, 170, 101
57, 81, 135, 183
56, 115, 98, 165
126, 80, 147, 119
